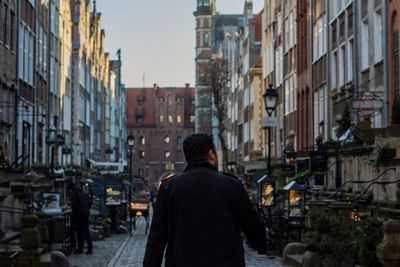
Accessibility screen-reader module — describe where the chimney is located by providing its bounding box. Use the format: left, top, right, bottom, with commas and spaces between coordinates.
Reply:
185, 83, 190, 89
153, 83, 158, 89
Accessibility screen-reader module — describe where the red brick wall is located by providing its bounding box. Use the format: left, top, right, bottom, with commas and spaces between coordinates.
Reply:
126, 87, 195, 186
296, 0, 311, 151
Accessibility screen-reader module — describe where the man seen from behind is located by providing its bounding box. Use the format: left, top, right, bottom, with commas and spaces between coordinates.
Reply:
143, 133, 267, 267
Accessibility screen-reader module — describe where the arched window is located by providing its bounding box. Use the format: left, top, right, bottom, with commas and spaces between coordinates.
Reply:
138, 168, 144, 177
140, 136, 145, 145
164, 136, 170, 144
203, 33, 209, 46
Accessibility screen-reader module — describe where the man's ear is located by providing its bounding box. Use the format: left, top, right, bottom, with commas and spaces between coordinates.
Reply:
207, 149, 215, 160
208, 149, 216, 160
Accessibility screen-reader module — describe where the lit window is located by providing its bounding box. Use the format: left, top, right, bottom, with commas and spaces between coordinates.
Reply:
139, 151, 145, 158
204, 33, 209, 46
164, 151, 171, 159
140, 136, 145, 145
177, 115, 182, 123
190, 115, 195, 123
168, 115, 173, 123
160, 115, 164, 123
164, 136, 170, 144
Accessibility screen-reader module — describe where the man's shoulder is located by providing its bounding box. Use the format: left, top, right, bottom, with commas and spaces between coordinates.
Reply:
220, 172, 244, 186
160, 173, 176, 183
221, 172, 240, 180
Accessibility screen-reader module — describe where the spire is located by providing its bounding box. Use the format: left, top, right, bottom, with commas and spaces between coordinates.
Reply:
93, 0, 96, 12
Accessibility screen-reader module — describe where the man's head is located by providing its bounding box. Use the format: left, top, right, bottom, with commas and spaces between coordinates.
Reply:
183, 134, 218, 168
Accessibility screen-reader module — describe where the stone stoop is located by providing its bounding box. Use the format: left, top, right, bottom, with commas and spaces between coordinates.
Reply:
282, 242, 305, 267
39, 252, 51, 267
284, 254, 303, 267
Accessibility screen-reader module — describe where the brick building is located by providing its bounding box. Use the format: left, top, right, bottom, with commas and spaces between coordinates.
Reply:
389, 0, 400, 122
126, 85, 195, 187
0, 0, 17, 165
296, 0, 311, 151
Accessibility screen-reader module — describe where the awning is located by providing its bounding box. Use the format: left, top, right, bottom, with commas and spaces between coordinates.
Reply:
283, 181, 304, 191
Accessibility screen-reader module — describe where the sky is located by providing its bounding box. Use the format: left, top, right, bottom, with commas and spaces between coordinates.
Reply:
96, 0, 264, 88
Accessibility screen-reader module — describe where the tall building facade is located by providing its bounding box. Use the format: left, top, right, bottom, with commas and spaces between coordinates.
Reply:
126, 85, 195, 187
0, 0, 125, 171
0, 0, 17, 167
194, 0, 216, 134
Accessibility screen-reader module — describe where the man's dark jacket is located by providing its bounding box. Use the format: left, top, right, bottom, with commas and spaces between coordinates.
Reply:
143, 161, 267, 267
70, 184, 90, 217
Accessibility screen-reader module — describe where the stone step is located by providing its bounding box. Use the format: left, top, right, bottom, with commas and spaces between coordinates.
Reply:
39, 252, 51, 267
285, 254, 303, 267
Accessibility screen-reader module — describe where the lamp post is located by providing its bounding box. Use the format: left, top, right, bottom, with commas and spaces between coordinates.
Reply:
127, 133, 135, 235
46, 127, 57, 172
263, 84, 278, 177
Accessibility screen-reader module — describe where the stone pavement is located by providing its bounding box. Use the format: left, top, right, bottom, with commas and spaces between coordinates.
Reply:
67, 215, 285, 267
69, 233, 128, 267
106, 216, 285, 267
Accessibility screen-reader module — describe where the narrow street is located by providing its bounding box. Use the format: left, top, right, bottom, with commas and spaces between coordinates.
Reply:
69, 216, 284, 267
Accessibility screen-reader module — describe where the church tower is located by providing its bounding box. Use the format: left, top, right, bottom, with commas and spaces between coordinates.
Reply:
193, 0, 216, 134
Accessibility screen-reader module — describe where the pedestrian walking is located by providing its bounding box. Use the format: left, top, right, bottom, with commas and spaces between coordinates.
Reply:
143, 134, 267, 267
68, 182, 93, 255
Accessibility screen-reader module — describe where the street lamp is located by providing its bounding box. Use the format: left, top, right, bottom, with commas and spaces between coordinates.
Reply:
263, 84, 278, 177
127, 133, 135, 235
46, 127, 57, 171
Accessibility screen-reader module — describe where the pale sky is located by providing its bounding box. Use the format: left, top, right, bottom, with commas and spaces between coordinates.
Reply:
96, 0, 264, 88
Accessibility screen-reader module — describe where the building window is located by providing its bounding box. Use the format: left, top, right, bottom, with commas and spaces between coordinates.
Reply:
3, 4, 8, 46
374, 11, 383, 63
177, 115, 182, 123
331, 52, 337, 89
139, 150, 145, 159
159, 115, 164, 123
177, 150, 183, 161
348, 7, 353, 32
339, 46, 346, 86
177, 136, 183, 144
190, 115, 195, 123
164, 136, 170, 144
203, 33, 209, 46
347, 40, 353, 82
137, 96, 144, 105
361, 20, 369, 70
140, 136, 145, 145
168, 115, 173, 123
339, 14, 345, 38
164, 151, 171, 160
332, 22, 337, 46
138, 168, 144, 177
136, 115, 143, 123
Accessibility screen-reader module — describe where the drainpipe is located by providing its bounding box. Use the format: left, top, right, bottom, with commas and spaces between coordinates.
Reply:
15, 0, 21, 165
325, 0, 331, 141
353, 0, 360, 124
383, 0, 389, 127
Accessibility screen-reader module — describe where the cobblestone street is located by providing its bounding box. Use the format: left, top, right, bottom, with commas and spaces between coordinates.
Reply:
68, 216, 284, 267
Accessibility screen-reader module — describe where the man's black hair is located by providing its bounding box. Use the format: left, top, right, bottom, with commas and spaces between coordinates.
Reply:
183, 134, 215, 164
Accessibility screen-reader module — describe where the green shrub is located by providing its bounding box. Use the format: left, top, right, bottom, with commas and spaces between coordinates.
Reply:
305, 212, 383, 267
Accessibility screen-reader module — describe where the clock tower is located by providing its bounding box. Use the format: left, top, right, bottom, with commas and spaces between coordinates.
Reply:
193, 0, 216, 134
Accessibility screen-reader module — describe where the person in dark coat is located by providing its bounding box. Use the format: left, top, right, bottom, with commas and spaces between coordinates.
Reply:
143, 134, 267, 267
68, 182, 93, 255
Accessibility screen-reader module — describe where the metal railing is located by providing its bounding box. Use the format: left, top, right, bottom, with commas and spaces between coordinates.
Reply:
325, 167, 396, 199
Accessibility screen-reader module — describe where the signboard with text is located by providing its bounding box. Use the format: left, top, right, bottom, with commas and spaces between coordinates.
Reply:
263, 116, 277, 128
